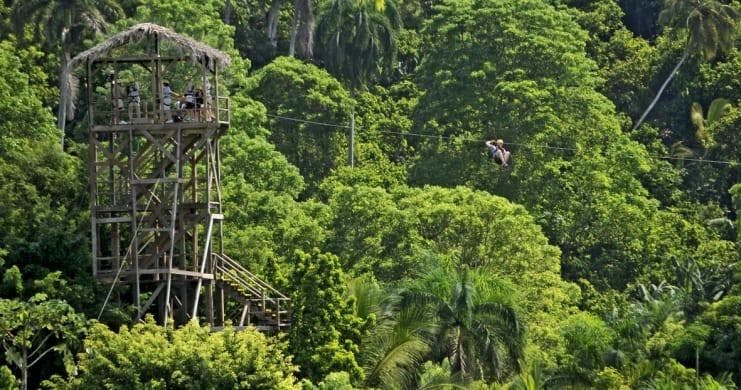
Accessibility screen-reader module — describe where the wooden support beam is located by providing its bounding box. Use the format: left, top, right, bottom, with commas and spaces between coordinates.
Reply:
136, 283, 165, 322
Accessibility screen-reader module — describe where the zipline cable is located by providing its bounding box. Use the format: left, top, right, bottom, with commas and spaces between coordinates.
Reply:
266, 113, 739, 166
266, 113, 352, 128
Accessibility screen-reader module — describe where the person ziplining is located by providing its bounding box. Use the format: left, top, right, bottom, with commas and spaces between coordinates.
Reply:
485, 139, 511, 167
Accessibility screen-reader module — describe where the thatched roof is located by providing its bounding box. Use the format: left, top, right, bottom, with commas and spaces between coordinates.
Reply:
69, 23, 231, 70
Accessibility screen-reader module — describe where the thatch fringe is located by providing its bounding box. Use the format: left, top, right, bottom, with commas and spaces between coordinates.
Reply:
69, 23, 231, 70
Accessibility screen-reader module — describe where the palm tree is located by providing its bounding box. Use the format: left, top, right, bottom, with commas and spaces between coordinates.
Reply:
315, 0, 402, 87
361, 305, 435, 388
401, 269, 525, 383
690, 97, 732, 147
12, 0, 124, 147
631, 0, 738, 131
345, 276, 432, 388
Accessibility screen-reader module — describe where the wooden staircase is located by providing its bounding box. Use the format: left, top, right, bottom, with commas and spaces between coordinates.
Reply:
214, 253, 291, 331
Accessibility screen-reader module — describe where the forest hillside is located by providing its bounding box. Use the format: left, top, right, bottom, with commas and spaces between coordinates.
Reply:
0, 0, 740, 388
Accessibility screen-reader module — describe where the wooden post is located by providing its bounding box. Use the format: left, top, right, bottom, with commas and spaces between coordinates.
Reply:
206, 280, 214, 324
89, 59, 99, 277
163, 127, 182, 327
213, 67, 220, 123
129, 127, 141, 317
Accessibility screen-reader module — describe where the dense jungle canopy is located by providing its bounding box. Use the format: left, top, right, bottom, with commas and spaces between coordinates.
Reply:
0, 0, 740, 388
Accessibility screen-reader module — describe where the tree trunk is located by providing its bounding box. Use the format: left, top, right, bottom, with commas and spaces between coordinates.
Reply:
223, 0, 233, 24
295, 0, 314, 59
21, 348, 27, 390
57, 39, 71, 149
266, 0, 282, 48
289, 5, 300, 57
632, 50, 689, 131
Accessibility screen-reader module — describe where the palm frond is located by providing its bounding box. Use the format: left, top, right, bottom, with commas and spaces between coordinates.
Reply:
362, 306, 434, 388
670, 141, 696, 158
347, 275, 384, 321
706, 98, 731, 123
691, 102, 705, 129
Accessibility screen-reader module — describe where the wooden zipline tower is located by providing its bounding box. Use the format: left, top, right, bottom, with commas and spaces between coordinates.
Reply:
70, 23, 289, 330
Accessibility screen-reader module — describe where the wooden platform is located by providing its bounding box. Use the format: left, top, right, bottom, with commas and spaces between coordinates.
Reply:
92, 120, 228, 133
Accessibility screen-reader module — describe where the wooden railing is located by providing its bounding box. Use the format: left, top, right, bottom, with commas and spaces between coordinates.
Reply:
89, 97, 230, 127
213, 253, 290, 329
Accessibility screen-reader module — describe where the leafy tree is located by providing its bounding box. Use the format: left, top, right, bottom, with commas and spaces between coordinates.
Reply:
631, 0, 739, 130
691, 295, 741, 382
0, 39, 59, 144
619, 0, 664, 39
128, 0, 253, 94
289, 249, 364, 384
11, 0, 124, 142
0, 365, 19, 390
0, 295, 86, 390
222, 190, 326, 289
220, 130, 325, 288
557, 312, 614, 386
247, 56, 354, 195
323, 183, 418, 280
227, 0, 286, 67
47, 319, 299, 389
409, 0, 722, 293
222, 132, 305, 198
315, 0, 402, 87
0, 39, 89, 284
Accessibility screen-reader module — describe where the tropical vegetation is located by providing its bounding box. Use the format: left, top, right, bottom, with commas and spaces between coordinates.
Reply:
1, 0, 740, 389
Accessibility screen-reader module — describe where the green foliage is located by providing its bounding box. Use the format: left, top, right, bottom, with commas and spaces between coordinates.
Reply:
49, 319, 299, 389
733, 183, 741, 242
289, 249, 364, 384
0, 295, 86, 390
0, 365, 19, 390
408, 0, 692, 291
416, 360, 466, 389
1, 266, 22, 298
558, 312, 614, 384
595, 28, 655, 118
360, 295, 434, 388
658, 0, 739, 61
323, 184, 417, 279
318, 372, 357, 390
315, 0, 403, 86
690, 98, 731, 147
220, 133, 324, 286
132, 0, 234, 52
693, 295, 741, 382
223, 133, 305, 198
402, 268, 525, 383
128, 0, 252, 90
11, 0, 123, 53
2, 0, 741, 386
0, 39, 89, 285
0, 39, 58, 143
248, 57, 354, 195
